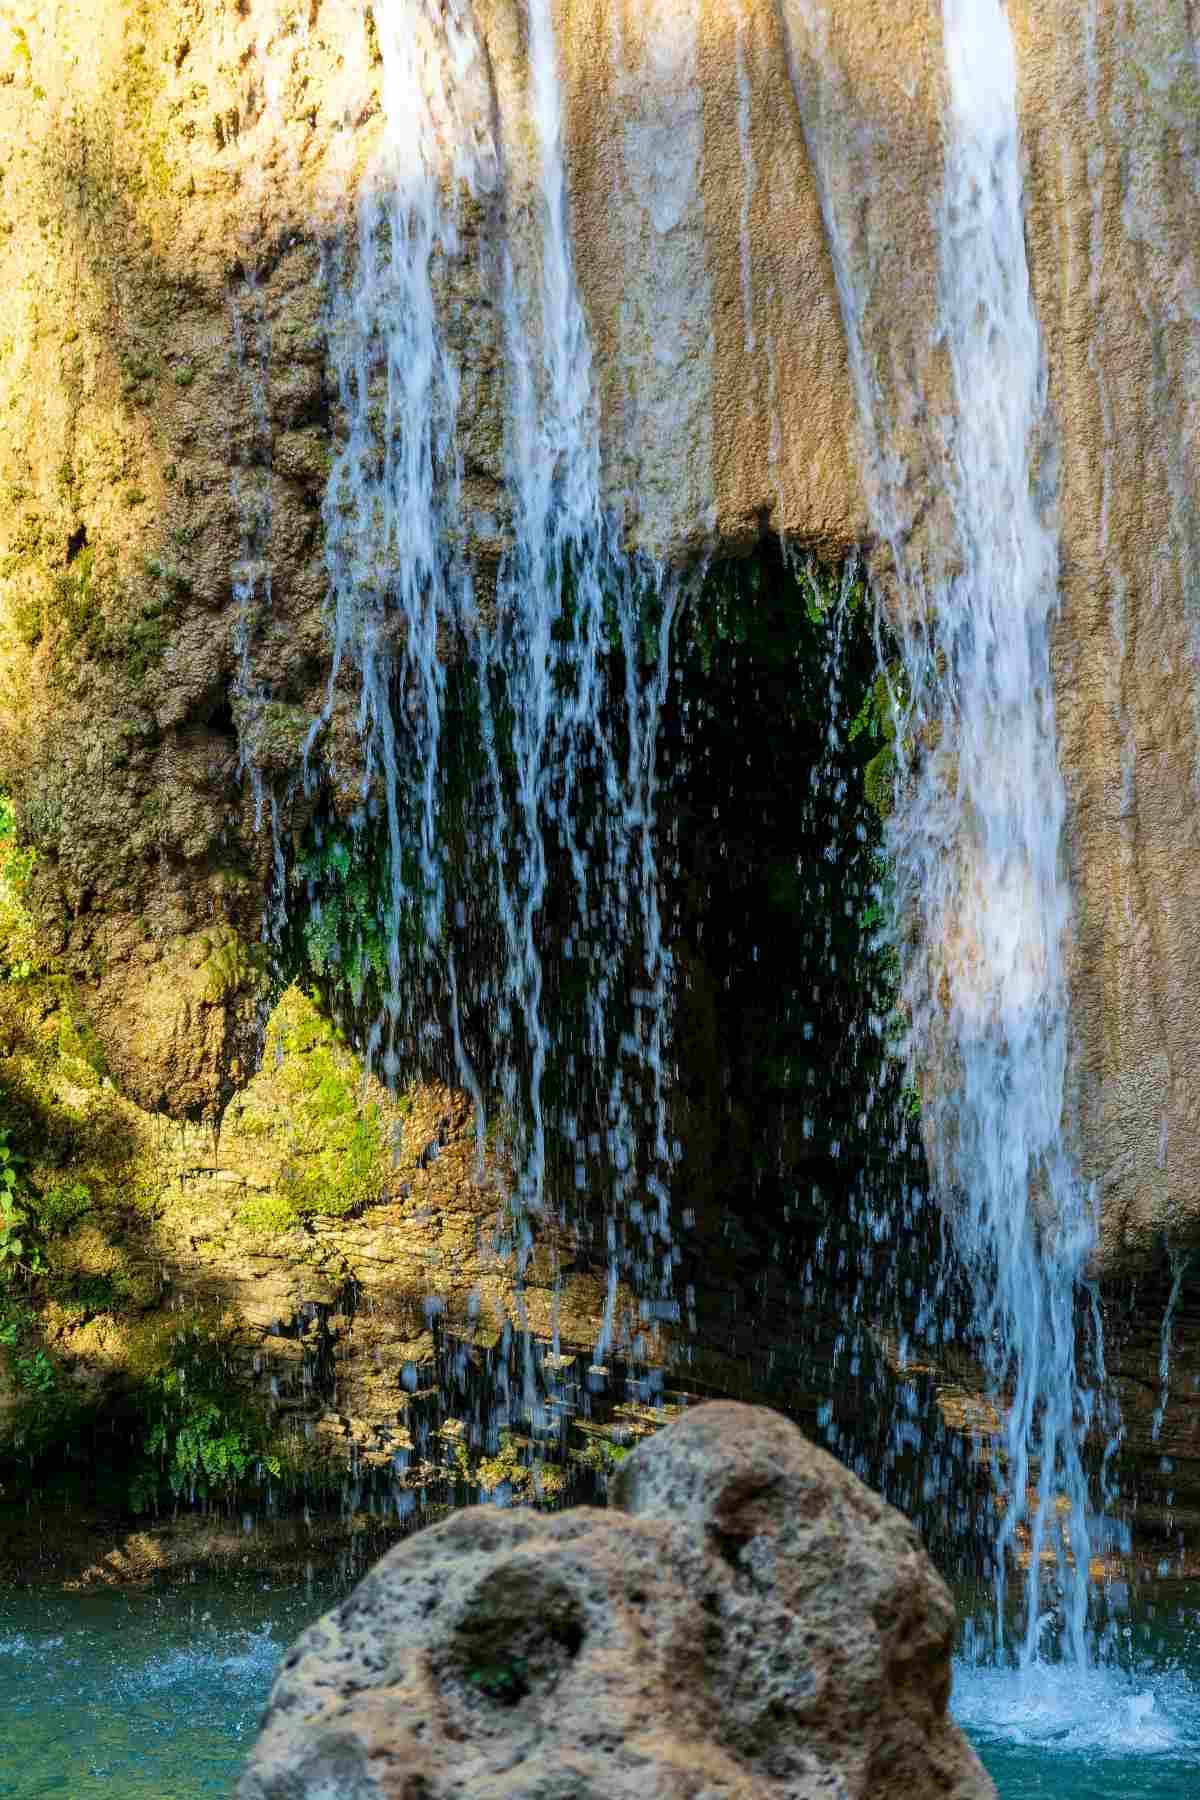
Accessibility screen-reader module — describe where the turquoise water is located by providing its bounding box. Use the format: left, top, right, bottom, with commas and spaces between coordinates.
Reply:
0, 1582, 330, 1799
954, 1595, 1200, 1799
1, 1579, 1198, 1796
956, 1658, 1200, 1797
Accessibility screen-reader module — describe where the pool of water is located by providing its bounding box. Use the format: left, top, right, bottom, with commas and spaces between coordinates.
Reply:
956, 1657, 1200, 1798
2, 1577, 1199, 1797
0, 1580, 332, 1800
953, 1593, 1200, 1799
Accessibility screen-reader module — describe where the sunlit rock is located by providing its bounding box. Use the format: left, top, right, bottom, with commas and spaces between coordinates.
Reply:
237, 1402, 994, 1800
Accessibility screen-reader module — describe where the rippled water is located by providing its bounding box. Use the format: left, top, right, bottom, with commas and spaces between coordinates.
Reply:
0, 1582, 330, 1799
2, 1578, 1198, 1796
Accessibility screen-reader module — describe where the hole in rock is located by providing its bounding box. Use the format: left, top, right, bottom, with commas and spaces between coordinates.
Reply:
448, 1568, 586, 1708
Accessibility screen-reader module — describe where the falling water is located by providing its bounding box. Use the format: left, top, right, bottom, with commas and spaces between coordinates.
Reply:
786, 0, 1111, 1664
304, 0, 681, 1387
472, 0, 682, 1360
308, 0, 489, 1088
229, 274, 274, 829
1151, 1255, 1191, 1446
226, 0, 1122, 1666
916, 0, 1111, 1667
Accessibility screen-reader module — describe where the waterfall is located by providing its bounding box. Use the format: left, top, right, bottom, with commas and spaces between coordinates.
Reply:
917, 0, 1105, 1667
305, 0, 681, 1378
471, 0, 682, 1361
784, 0, 1111, 1664
306, 0, 490, 1088
218, 0, 1130, 1659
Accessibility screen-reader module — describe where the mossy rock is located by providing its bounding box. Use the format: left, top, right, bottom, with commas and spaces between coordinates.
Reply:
230, 986, 391, 1228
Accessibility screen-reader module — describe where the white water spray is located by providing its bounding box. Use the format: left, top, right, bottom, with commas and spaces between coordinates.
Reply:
785, 0, 1110, 1665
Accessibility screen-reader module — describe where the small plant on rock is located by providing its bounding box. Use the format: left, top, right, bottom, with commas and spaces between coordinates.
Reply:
128, 1318, 282, 1513
0, 1117, 29, 1279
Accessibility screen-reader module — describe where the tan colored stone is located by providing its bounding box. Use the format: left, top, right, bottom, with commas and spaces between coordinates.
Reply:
237, 1402, 993, 1800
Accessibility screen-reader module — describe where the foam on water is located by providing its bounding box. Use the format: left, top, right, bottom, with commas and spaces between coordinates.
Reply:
954, 1656, 1200, 1761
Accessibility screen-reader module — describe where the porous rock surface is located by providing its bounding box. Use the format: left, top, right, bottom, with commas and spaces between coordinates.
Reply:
237, 1401, 994, 1800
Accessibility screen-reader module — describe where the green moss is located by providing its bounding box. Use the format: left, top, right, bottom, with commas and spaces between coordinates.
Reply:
236, 988, 390, 1223
196, 927, 266, 1005
20, 543, 190, 685
0, 796, 39, 978
238, 1192, 301, 1235
54, 1002, 111, 1083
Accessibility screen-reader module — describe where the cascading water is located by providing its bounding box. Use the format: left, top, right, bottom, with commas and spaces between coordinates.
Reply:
787, 0, 1114, 1665
307, 0, 485, 1088
898, 0, 1109, 1667
304, 0, 681, 1402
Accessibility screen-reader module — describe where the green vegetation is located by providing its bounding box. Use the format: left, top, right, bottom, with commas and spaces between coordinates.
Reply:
464, 1656, 531, 1704
453, 1429, 569, 1501
0, 794, 38, 981
0, 1093, 97, 1282
849, 667, 902, 818
235, 987, 390, 1229
9, 541, 183, 684
296, 827, 391, 1010
0, 1114, 30, 1276
197, 926, 267, 1005
127, 1318, 281, 1513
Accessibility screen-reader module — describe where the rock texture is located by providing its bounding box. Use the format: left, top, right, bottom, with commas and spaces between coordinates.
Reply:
0, 0, 383, 1114
237, 1401, 994, 1800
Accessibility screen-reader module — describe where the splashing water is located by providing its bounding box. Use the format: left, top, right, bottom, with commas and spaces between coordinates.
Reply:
953, 1638, 1200, 1798
786, 0, 1114, 1664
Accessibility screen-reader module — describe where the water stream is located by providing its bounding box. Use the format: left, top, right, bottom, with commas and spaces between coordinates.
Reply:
786, 0, 1116, 1666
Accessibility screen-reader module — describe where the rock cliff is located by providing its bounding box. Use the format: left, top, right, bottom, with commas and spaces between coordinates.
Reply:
0, 5, 1196, 1259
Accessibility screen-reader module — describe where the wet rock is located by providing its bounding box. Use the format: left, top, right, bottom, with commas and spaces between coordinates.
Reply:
237, 1401, 993, 1800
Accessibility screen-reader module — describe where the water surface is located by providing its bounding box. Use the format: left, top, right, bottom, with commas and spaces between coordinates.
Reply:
0, 1580, 331, 1799
3, 1577, 1199, 1797
954, 1600, 1200, 1799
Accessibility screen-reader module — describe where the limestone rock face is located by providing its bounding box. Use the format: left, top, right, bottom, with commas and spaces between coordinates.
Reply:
1, 0, 1199, 1264
237, 1401, 993, 1800
0, 0, 385, 1115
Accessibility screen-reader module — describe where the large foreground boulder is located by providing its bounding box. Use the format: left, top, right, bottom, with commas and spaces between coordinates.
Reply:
237, 1402, 993, 1799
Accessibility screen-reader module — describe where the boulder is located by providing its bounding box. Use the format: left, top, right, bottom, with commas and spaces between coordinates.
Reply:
237, 1401, 993, 1800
